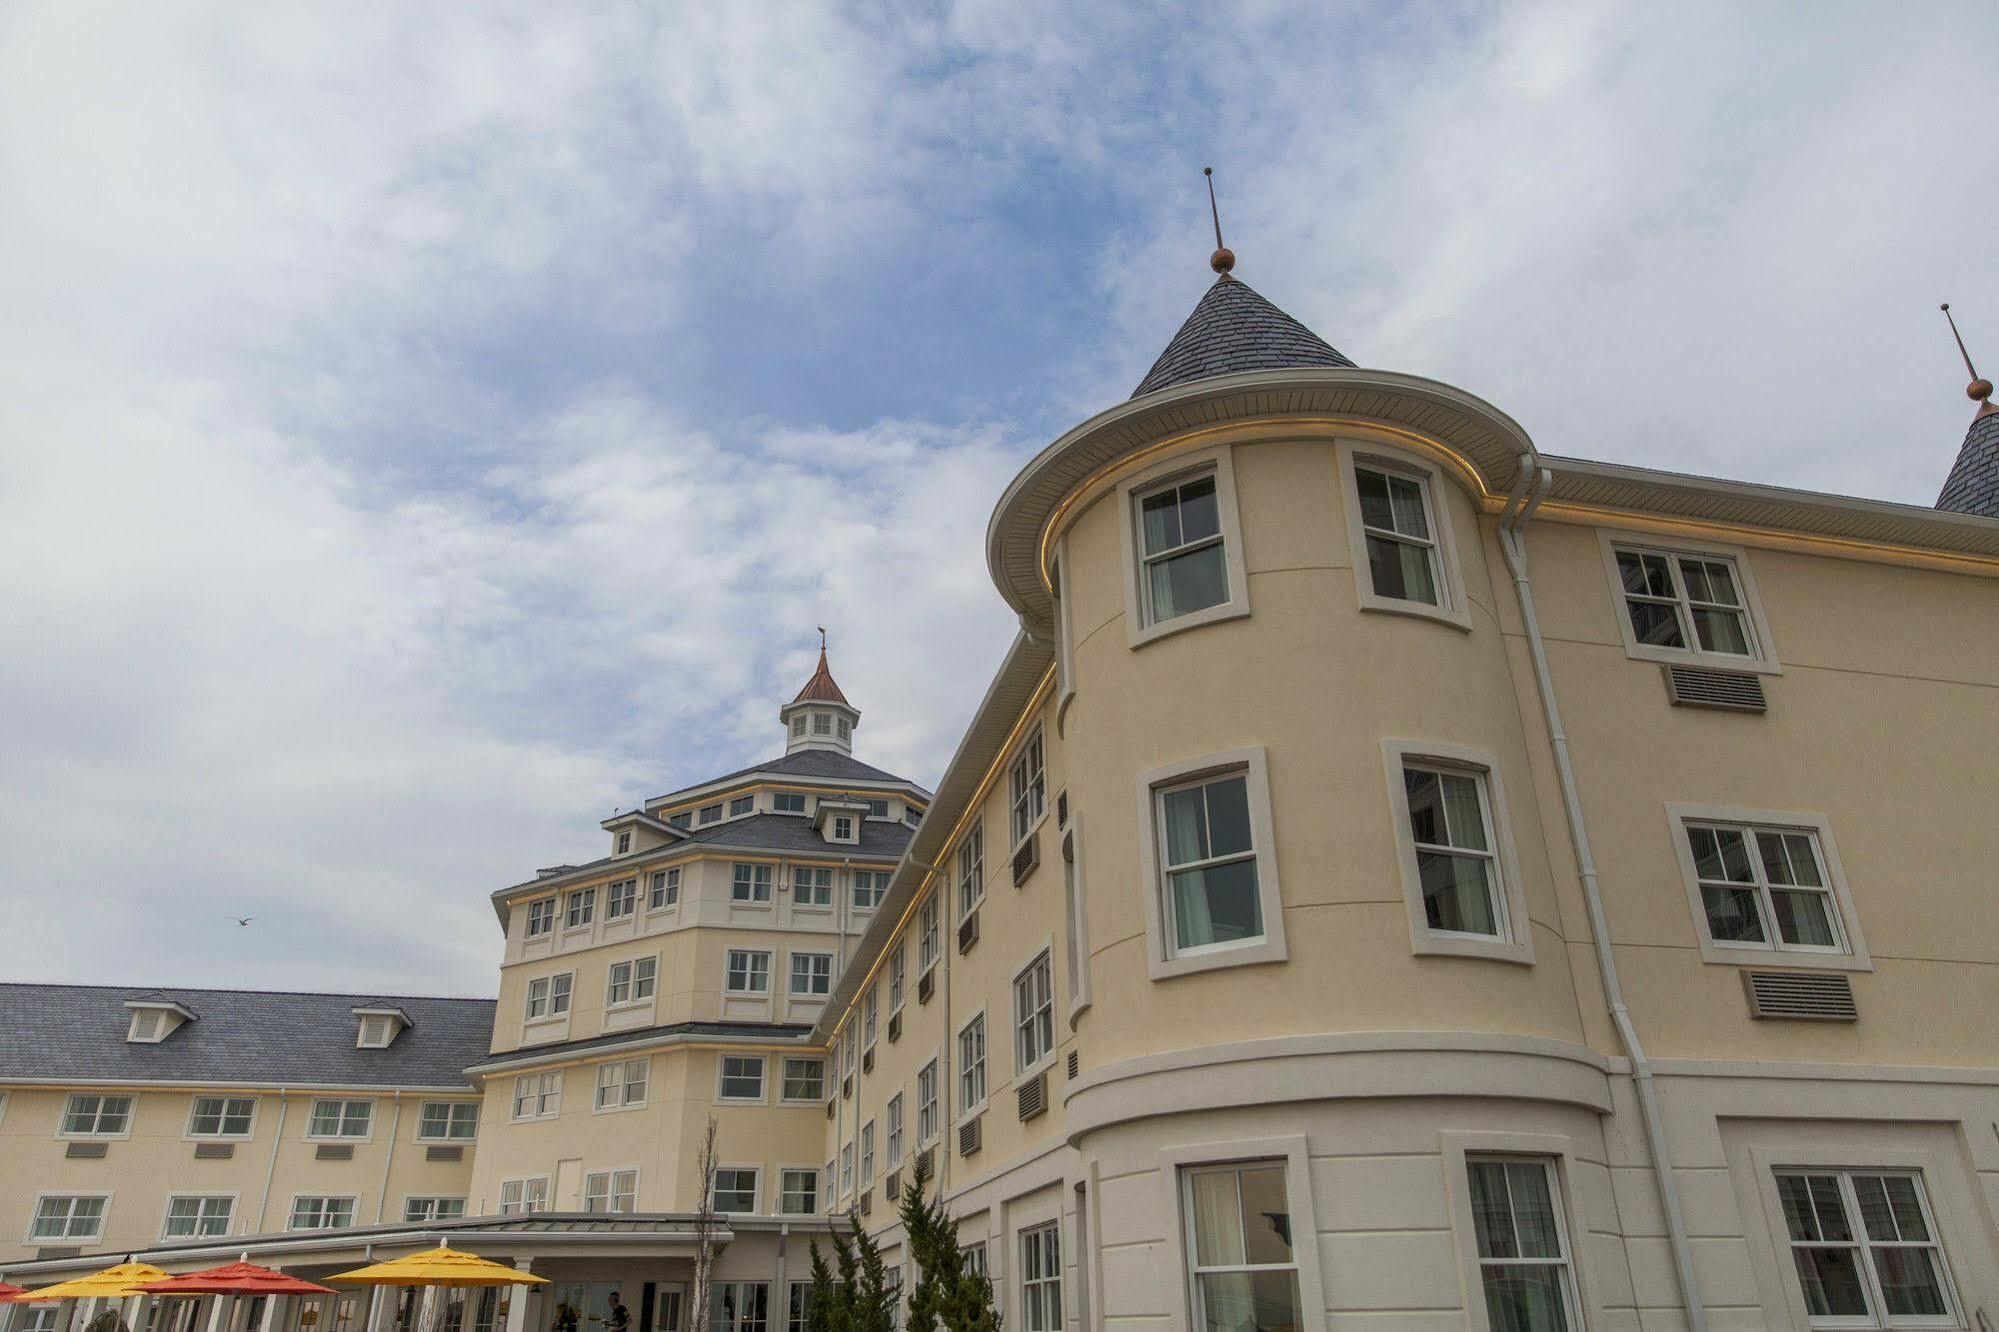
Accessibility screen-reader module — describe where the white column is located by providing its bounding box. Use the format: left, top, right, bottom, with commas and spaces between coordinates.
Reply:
202, 1296, 229, 1332
501, 1260, 535, 1332
361, 1290, 389, 1332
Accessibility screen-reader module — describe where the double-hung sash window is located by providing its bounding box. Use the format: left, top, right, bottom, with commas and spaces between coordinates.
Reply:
416, 1101, 479, 1141
1354, 462, 1445, 606
308, 1099, 372, 1139
860, 1121, 876, 1186
853, 870, 889, 910
781, 1057, 824, 1102
730, 795, 755, 816
793, 866, 833, 907
31, 1196, 107, 1240
733, 863, 774, 904
957, 823, 985, 917
1137, 472, 1228, 625
919, 896, 940, 972
606, 878, 637, 919
720, 1055, 766, 1101
404, 1197, 467, 1223
774, 792, 806, 814
188, 1096, 255, 1137
713, 1168, 758, 1214
1686, 822, 1845, 952
1010, 734, 1046, 846
863, 987, 878, 1046
511, 1073, 560, 1120
727, 950, 772, 993
289, 1196, 356, 1231
1402, 763, 1506, 938
779, 1169, 818, 1216
163, 1196, 234, 1238
888, 941, 906, 1010
1614, 545, 1756, 657
525, 973, 572, 1020
61, 1094, 133, 1137
525, 898, 555, 937
1775, 1169, 1959, 1326
789, 952, 833, 997
700, 803, 724, 824
1157, 771, 1262, 954
712, 1282, 771, 1332
1467, 1156, 1582, 1332
1182, 1164, 1301, 1332
595, 1059, 649, 1110
1013, 953, 1054, 1073
498, 1178, 549, 1215
583, 1169, 639, 1214
916, 1061, 939, 1143
565, 889, 595, 929
958, 1013, 987, 1111
649, 868, 680, 910
1020, 1223, 1063, 1332
886, 1093, 904, 1162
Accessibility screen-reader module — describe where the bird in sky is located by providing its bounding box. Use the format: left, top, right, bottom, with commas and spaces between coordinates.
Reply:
234, 917, 254, 927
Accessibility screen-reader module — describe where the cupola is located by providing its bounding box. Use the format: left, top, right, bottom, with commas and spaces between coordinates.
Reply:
778, 635, 860, 756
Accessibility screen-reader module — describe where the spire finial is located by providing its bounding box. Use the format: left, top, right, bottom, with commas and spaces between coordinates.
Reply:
1942, 304, 1993, 403
817, 625, 827, 653
1204, 167, 1235, 279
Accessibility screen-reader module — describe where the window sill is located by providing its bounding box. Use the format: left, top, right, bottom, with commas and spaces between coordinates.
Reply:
1700, 948, 1872, 974
955, 1104, 988, 1127
303, 1136, 373, 1146
1356, 592, 1472, 632
730, 901, 776, 911
1009, 1054, 1058, 1091
1149, 933, 1288, 980
790, 992, 831, 1003
1620, 642, 1783, 677
1412, 932, 1535, 966
1126, 599, 1251, 651
590, 1102, 648, 1116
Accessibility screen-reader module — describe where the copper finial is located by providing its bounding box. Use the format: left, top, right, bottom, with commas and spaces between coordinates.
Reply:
1942, 304, 1993, 403
817, 625, 827, 651
1204, 167, 1235, 279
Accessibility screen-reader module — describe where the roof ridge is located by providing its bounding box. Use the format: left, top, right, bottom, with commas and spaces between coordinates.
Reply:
0, 981, 497, 1004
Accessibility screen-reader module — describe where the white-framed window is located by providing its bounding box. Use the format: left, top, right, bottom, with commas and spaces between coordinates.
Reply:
957, 822, 985, 918
832, 814, 855, 841
1402, 763, 1505, 937
595, 1058, 649, 1110
416, 1101, 479, 1141
649, 868, 680, 910
606, 878, 637, 919
774, 792, 807, 814
498, 1177, 549, 1215
712, 1167, 759, 1214
861, 1120, 876, 1186
713, 1282, 771, 1332
727, 949, 772, 993
583, 1168, 639, 1214
886, 1093, 904, 1163
1466, 1156, 1583, 1332
719, 1055, 767, 1101
905, 804, 925, 827
861, 986, 879, 1048
1009, 731, 1046, 848
1775, 1169, 1961, 1327
958, 1012, 987, 1114
733, 863, 774, 904
288, 1196, 356, 1231
1138, 748, 1287, 979
1597, 532, 1779, 672
607, 955, 659, 1005
14, 1308, 58, 1332
403, 1197, 466, 1223
814, 714, 833, 736
162, 1196, 234, 1239
1020, 1222, 1062, 1332
888, 938, 907, 1010
1181, 1163, 1301, 1332
29, 1194, 108, 1241
865, 798, 889, 818
790, 951, 834, 997
919, 895, 940, 972
616, 831, 633, 855
1132, 469, 1233, 631
668, 810, 693, 829
792, 714, 807, 737
1338, 446, 1471, 628
525, 898, 556, 937
1686, 820, 1844, 954
565, 888, 596, 929
730, 795, 755, 816
61, 1093, 133, 1137
510, 1072, 561, 1121
853, 869, 889, 910
306, 1098, 372, 1139
963, 1242, 988, 1278
781, 1056, 825, 1102
917, 1060, 940, 1143
187, 1096, 255, 1138
701, 802, 724, 823
1013, 952, 1054, 1073
840, 1142, 856, 1196
524, 972, 573, 1020
793, 866, 833, 907
779, 1168, 819, 1216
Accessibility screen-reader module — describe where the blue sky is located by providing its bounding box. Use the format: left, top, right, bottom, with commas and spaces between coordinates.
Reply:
3, 1, 1995, 995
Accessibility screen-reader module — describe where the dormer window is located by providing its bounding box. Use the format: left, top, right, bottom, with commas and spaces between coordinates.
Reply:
833, 816, 855, 842
124, 999, 193, 1044
837, 717, 852, 741
729, 795, 755, 817
668, 811, 692, 830
615, 831, 633, 855
699, 803, 723, 824
866, 798, 889, 818
352, 1006, 411, 1049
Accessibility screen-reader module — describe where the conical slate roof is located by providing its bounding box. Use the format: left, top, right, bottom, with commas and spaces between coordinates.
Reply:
1937, 403, 1999, 519
1133, 275, 1355, 398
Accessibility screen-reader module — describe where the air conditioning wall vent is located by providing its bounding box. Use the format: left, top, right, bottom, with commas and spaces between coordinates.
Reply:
1664, 665, 1767, 713
1017, 1072, 1048, 1121
958, 1116, 983, 1157
958, 909, 980, 955
887, 1012, 902, 1043
1743, 970, 1857, 1021
1012, 833, 1040, 887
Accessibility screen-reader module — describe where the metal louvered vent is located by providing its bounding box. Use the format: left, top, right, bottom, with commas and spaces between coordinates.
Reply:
1056, 790, 1069, 828
194, 1142, 236, 1161
425, 1145, 463, 1163
314, 1143, 354, 1161
959, 1116, 983, 1157
842, 1074, 853, 1099
858, 1189, 873, 1216
1664, 665, 1767, 712
886, 1169, 902, 1201
1012, 832, 1041, 886
1743, 970, 1857, 1021
958, 908, 980, 954
825, 1099, 835, 1121
1017, 1072, 1048, 1121
888, 1012, 902, 1043
862, 1048, 875, 1074
917, 970, 934, 1004
65, 1141, 108, 1160
1067, 1050, 1080, 1080
36, 1247, 82, 1261
915, 1147, 934, 1180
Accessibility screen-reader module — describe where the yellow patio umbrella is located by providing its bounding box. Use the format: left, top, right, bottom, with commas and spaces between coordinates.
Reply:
17, 1262, 172, 1301
326, 1248, 547, 1289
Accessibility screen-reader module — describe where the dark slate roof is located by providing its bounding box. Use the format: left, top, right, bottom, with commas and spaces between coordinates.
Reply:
0, 984, 495, 1088
469, 1020, 812, 1071
680, 812, 915, 857
1937, 405, 1999, 518
1133, 275, 1356, 398
646, 750, 923, 806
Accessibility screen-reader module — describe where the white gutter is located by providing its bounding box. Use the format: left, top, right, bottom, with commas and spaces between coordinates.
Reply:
1499, 461, 1709, 1330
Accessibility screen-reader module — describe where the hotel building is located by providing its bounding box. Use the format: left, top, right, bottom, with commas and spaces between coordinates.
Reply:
5, 250, 1998, 1332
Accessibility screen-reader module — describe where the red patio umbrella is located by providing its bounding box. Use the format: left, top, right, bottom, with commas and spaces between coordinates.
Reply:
0, 1283, 28, 1302
135, 1262, 334, 1297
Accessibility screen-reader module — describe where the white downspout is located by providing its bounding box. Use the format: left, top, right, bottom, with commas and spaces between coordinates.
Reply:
1499, 461, 1709, 1332
255, 1091, 290, 1233
374, 1092, 403, 1223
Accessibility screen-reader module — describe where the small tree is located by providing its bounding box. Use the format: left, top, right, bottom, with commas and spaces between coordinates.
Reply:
900, 1157, 1001, 1332
691, 1116, 721, 1332
808, 1211, 895, 1332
